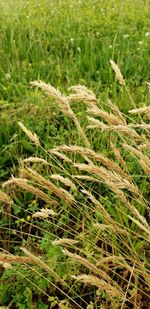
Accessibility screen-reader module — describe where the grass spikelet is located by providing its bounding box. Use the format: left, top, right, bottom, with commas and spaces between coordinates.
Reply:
49, 150, 73, 163
18, 121, 40, 146
0, 190, 13, 205
10, 177, 58, 206
87, 105, 123, 125
110, 142, 130, 177
129, 106, 150, 116
128, 216, 150, 236
31, 80, 67, 106
25, 168, 75, 206
31, 81, 90, 147
96, 255, 125, 266
87, 116, 108, 129
50, 174, 77, 191
110, 60, 125, 86
74, 163, 139, 197
81, 189, 113, 224
72, 274, 123, 298
51, 145, 127, 178
124, 144, 150, 175
87, 119, 144, 140
2, 179, 16, 188
68, 85, 97, 106
32, 208, 58, 219
0, 253, 33, 264
62, 249, 113, 284
23, 157, 49, 164
20, 247, 66, 286
52, 238, 78, 246
108, 99, 126, 125
73, 175, 100, 182
93, 223, 125, 235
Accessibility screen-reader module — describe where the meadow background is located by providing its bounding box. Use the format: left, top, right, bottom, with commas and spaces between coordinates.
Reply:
0, 0, 150, 308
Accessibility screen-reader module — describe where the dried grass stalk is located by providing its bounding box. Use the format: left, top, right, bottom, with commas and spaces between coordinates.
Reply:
0, 190, 13, 205
18, 122, 40, 146
138, 143, 150, 150
87, 117, 108, 129
31, 80, 72, 117
110, 60, 125, 86
75, 164, 148, 226
72, 274, 123, 298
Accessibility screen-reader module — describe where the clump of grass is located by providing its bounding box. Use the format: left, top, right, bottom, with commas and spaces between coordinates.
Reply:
1, 69, 150, 308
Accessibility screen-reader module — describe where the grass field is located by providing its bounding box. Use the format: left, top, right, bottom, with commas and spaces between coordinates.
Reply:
0, 1, 150, 308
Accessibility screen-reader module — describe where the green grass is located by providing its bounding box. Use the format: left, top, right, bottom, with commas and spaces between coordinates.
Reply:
0, 0, 150, 101
0, 0, 150, 308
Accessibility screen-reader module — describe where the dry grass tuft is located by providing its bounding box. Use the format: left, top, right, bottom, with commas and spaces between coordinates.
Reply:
1, 81, 150, 308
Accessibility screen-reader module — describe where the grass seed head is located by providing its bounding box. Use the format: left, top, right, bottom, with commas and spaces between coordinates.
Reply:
110, 60, 125, 86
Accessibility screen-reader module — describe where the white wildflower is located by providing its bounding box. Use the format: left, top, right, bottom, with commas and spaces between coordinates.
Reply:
145, 32, 150, 37
32, 208, 58, 219
123, 34, 129, 39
